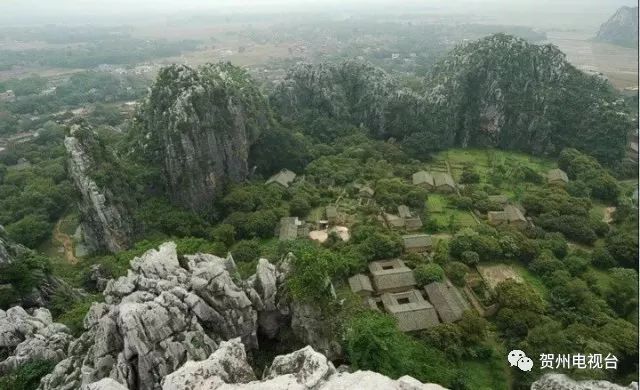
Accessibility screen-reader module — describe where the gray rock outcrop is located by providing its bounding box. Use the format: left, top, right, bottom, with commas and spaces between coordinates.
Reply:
132, 63, 271, 212
65, 126, 135, 253
595, 6, 639, 48
39, 242, 265, 390
162, 338, 448, 390
0, 307, 73, 374
531, 373, 638, 390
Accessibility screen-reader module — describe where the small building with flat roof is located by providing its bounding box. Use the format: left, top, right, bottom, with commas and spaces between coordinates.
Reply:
412, 171, 434, 189
424, 279, 470, 323
433, 172, 456, 193
348, 274, 374, 298
266, 169, 297, 188
403, 234, 433, 253
547, 168, 569, 186
368, 259, 416, 293
381, 290, 440, 331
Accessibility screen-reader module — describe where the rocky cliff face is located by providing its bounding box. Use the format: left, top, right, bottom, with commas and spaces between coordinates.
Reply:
272, 60, 399, 137
0, 225, 28, 266
37, 242, 295, 390
595, 6, 639, 48
132, 63, 271, 212
65, 126, 135, 253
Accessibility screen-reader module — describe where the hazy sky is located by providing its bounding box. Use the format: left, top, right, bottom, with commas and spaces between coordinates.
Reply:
0, 0, 636, 30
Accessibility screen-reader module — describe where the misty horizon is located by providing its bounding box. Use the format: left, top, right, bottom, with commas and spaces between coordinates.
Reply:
0, 0, 637, 31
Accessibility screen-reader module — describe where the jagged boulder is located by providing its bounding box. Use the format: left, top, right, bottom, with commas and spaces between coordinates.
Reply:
290, 301, 342, 361
162, 338, 448, 390
39, 242, 265, 390
531, 373, 638, 390
0, 307, 72, 374
245, 258, 290, 339
65, 126, 135, 253
132, 63, 271, 212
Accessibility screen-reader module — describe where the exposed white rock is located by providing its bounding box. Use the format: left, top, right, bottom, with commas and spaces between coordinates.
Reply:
39, 242, 262, 390
0, 307, 72, 374
531, 373, 638, 390
161, 338, 448, 390
83, 378, 128, 390
65, 130, 135, 254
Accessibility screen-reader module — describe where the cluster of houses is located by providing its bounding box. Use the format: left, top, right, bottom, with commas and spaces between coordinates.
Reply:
383, 205, 423, 231
349, 257, 471, 332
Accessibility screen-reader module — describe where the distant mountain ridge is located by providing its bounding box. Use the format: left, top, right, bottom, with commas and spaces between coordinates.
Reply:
595, 6, 638, 47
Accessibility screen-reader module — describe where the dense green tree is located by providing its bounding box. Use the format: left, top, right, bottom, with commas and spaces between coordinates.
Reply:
445, 261, 469, 287
344, 310, 455, 385
5, 214, 52, 248
605, 231, 639, 269
414, 263, 445, 286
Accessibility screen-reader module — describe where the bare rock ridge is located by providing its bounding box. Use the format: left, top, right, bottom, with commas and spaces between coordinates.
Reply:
0, 307, 72, 375
132, 63, 271, 212
531, 373, 638, 390
82, 338, 447, 390
65, 125, 135, 253
33, 242, 445, 390
595, 6, 639, 48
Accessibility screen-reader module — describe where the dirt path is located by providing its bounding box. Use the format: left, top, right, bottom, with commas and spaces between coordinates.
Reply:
53, 219, 78, 264
603, 207, 616, 224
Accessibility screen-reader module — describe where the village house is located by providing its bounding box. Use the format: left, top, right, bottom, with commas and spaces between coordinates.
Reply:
278, 216, 303, 240
487, 205, 527, 228
380, 290, 440, 331
433, 172, 456, 193
368, 259, 417, 293
348, 274, 374, 298
266, 169, 296, 188
547, 168, 569, 186
355, 183, 375, 199
412, 171, 434, 190
424, 279, 470, 323
383, 212, 405, 230
402, 234, 433, 253
397, 205, 423, 231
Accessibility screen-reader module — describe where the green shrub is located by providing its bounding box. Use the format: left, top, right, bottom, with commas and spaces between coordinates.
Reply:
0, 360, 55, 390
230, 240, 261, 263
415, 263, 445, 286
344, 310, 455, 385
446, 262, 469, 287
